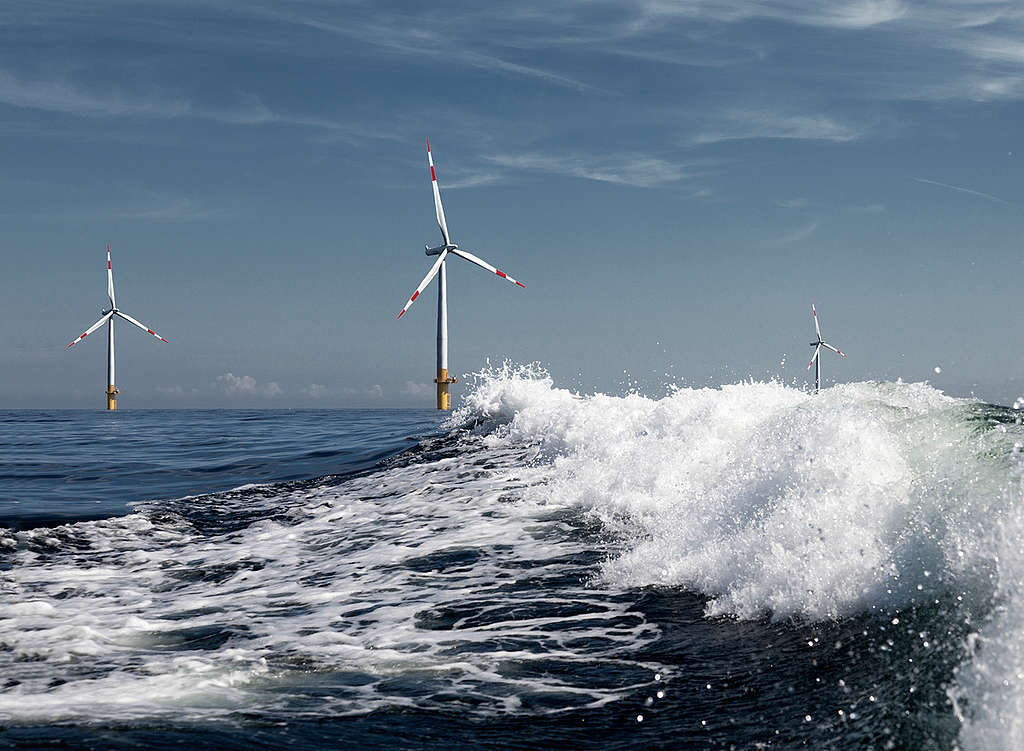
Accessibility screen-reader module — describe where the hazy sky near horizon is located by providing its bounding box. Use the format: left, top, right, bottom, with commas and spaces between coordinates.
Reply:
1, 0, 1023, 408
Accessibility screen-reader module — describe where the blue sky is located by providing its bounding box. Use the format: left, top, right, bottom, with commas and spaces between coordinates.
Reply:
1, 0, 1022, 407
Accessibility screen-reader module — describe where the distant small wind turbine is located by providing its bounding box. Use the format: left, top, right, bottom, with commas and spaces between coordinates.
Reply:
397, 139, 525, 410
806, 302, 845, 394
66, 244, 168, 410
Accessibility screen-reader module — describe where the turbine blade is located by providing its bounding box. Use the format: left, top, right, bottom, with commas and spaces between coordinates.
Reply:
427, 139, 450, 246
67, 312, 113, 349
115, 311, 168, 343
449, 248, 525, 288
107, 243, 116, 309
822, 342, 846, 358
806, 345, 821, 371
812, 302, 821, 339
397, 249, 448, 319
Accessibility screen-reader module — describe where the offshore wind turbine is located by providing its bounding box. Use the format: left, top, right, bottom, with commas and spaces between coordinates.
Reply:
66, 244, 168, 410
397, 139, 525, 410
806, 302, 845, 394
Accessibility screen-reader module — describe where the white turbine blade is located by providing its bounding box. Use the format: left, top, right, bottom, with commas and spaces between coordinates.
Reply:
115, 311, 168, 343
427, 138, 450, 246
812, 302, 821, 339
822, 342, 846, 358
449, 248, 526, 288
806, 345, 821, 371
106, 243, 116, 308
67, 312, 113, 349
397, 249, 448, 319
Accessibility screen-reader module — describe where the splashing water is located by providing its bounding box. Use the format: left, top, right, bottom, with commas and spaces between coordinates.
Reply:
1, 367, 1022, 749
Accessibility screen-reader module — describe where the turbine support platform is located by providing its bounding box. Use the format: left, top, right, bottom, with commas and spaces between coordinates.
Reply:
106, 385, 119, 411
435, 369, 457, 410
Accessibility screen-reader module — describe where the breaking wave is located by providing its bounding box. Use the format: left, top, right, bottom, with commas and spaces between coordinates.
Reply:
452, 363, 1024, 748
2, 364, 1022, 748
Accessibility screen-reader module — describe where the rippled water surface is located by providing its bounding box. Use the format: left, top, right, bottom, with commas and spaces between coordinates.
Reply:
1, 371, 1022, 750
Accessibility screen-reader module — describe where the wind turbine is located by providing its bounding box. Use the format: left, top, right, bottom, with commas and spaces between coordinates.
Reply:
397, 139, 525, 410
66, 244, 168, 410
806, 302, 845, 394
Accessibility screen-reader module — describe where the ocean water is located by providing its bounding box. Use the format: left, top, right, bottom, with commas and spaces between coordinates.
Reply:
1, 366, 1022, 749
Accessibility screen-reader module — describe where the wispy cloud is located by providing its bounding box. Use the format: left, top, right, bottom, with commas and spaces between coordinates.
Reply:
633, 0, 908, 30
264, 10, 600, 93
435, 170, 504, 190
802, 0, 909, 30
485, 152, 693, 188
690, 109, 865, 145
111, 195, 227, 222
913, 177, 1010, 205
0, 69, 369, 134
775, 220, 821, 246
1, 189, 227, 223
0, 70, 189, 119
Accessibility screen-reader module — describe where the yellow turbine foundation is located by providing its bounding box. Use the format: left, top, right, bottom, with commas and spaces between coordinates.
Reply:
106, 385, 119, 411
435, 369, 457, 410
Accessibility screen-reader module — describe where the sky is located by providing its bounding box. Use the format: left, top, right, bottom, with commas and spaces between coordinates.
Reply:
1, 0, 1022, 408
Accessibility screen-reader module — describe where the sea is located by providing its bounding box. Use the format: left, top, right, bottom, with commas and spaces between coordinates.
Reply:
1, 364, 1022, 750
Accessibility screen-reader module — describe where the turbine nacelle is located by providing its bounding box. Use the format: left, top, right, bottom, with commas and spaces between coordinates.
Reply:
425, 243, 458, 256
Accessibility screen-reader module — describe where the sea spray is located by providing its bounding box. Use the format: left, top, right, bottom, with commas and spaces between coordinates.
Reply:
3, 375, 1023, 748
453, 364, 1024, 746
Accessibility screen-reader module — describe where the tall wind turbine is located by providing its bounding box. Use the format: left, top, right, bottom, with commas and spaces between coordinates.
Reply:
66, 244, 168, 410
806, 302, 845, 394
397, 139, 525, 410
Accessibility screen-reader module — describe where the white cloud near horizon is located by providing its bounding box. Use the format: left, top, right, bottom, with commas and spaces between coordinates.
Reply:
215, 372, 282, 398
401, 380, 433, 397
341, 384, 384, 399
302, 383, 327, 399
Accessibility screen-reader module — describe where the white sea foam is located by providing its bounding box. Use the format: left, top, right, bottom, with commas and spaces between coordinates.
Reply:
3, 365, 1023, 746
452, 363, 1024, 748
0, 415, 661, 722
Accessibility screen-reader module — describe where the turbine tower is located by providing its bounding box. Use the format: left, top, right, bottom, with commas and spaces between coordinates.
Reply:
806, 302, 845, 394
66, 244, 168, 410
397, 139, 525, 410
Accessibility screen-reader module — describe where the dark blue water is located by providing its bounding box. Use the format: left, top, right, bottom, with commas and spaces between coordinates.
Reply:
0, 381, 1020, 750
0, 409, 440, 528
